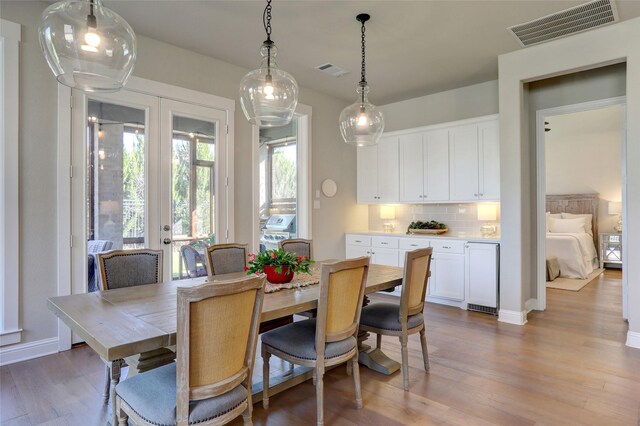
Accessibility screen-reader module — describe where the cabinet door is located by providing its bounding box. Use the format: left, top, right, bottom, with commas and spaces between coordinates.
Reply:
346, 245, 371, 259
465, 243, 498, 308
449, 124, 479, 201
371, 247, 399, 267
430, 253, 465, 301
377, 136, 399, 203
399, 133, 424, 202
478, 120, 500, 201
357, 144, 378, 203
424, 128, 450, 202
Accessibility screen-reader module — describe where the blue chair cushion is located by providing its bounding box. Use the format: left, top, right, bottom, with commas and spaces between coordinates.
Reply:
359, 302, 424, 331
115, 363, 247, 426
261, 319, 356, 360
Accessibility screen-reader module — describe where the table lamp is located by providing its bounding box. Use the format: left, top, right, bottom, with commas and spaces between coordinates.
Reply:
380, 205, 396, 233
608, 201, 622, 232
477, 203, 498, 236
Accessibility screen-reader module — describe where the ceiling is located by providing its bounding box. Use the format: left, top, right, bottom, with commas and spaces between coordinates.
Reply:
105, 1, 640, 105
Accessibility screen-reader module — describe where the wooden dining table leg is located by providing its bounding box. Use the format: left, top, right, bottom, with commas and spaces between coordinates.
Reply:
357, 295, 401, 375
108, 359, 123, 426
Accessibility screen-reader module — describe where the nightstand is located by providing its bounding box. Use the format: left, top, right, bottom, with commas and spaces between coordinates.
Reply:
599, 232, 622, 269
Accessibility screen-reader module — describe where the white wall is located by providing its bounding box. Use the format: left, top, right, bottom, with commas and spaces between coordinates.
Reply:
545, 105, 623, 234
380, 80, 498, 132
0, 1, 366, 349
498, 17, 640, 346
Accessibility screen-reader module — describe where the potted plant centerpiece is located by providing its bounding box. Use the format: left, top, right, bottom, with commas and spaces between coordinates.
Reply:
246, 248, 314, 284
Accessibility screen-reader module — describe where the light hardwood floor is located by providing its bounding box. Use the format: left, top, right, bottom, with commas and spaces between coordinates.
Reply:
2, 270, 638, 425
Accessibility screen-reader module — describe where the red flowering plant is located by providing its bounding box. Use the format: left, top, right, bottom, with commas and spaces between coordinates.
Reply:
246, 248, 314, 275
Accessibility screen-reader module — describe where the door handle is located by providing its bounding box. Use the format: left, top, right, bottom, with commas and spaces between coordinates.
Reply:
163, 238, 172, 245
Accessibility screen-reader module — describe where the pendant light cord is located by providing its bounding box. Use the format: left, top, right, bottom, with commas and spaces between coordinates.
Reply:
263, 0, 273, 75
360, 19, 367, 86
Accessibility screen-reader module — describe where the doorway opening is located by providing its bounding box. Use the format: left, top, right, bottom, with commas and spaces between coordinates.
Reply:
535, 97, 627, 317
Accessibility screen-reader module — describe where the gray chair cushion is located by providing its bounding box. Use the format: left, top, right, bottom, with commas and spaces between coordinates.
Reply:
209, 248, 246, 275
281, 242, 311, 259
102, 253, 160, 289
116, 363, 247, 426
360, 302, 424, 331
261, 319, 356, 360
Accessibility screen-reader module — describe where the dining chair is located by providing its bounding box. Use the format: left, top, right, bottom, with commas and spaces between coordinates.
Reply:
115, 274, 266, 426
359, 247, 433, 391
96, 249, 172, 404
206, 243, 248, 276
261, 257, 369, 426
181, 244, 208, 278
278, 238, 313, 259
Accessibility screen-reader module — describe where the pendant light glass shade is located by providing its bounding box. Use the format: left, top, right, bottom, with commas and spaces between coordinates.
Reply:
339, 83, 384, 147
340, 13, 384, 146
239, 42, 298, 127
38, 0, 137, 92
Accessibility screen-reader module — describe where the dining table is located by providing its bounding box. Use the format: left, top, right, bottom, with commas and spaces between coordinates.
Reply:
47, 262, 404, 424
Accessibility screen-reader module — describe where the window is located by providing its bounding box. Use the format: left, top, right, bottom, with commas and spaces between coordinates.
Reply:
0, 19, 21, 345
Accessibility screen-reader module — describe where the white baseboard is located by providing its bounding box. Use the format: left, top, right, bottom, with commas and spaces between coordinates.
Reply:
626, 331, 640, 349
498, 309, 528, 325
525, 298, 538, 313
0, 337, 59, 366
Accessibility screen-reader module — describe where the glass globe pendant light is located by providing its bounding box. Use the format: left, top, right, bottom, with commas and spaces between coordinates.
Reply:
239, 0, 298, 127
339, 14, 384, 147
38, 0, 137, 92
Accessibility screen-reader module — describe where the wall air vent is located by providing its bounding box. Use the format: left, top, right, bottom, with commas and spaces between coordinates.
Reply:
507, 0, 618, 47
315, 63, 350, 77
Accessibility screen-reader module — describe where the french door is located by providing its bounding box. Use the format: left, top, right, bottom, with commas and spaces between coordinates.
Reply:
70, 89, 230, 299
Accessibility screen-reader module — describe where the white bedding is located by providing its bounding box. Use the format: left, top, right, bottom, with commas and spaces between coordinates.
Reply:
546, 232, 598, 279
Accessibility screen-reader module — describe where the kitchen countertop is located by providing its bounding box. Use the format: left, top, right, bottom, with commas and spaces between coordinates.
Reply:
346, 231, 500, 243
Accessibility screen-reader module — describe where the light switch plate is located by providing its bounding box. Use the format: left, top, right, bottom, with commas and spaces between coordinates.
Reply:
314, 200, 321, 209
315, 190, 321, 198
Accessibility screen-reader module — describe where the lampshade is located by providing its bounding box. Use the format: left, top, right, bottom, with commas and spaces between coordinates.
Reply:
339, 13, 385, 147
608, 201, 622, 215
38, 0, 137, 92
239, 0, 298, 127
380, 205, 396, 220
477, 204, 498, 221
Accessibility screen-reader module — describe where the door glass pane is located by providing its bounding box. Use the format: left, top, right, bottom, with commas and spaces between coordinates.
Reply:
172, 116, 216, 279
86, 100, 146, 292
258, 117, 298, 252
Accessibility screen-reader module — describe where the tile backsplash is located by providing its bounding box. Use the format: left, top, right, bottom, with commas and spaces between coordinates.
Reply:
368, 203, 501, 235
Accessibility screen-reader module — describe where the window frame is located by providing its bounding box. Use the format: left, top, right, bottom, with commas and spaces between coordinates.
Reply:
0, 19, 21, 346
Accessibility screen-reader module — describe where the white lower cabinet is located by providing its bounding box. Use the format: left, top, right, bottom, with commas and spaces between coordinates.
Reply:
346, 233, 499, 311
428, 253, 465, 303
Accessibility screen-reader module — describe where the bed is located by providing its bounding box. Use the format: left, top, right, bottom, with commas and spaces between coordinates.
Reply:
545, 194, 600, 279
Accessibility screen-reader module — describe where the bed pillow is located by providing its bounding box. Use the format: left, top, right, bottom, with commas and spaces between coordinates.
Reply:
561, 213, 593, 236
548, 217, 587, 234
545, 212, 562, 232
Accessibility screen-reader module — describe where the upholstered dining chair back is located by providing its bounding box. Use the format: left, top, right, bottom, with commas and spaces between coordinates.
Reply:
206, 243, 248, 276
279, 238, 313, 259
97, 249, 163, 291
400, 248, 433, 319
316, 257, 369, 347
176, 275, 265, 424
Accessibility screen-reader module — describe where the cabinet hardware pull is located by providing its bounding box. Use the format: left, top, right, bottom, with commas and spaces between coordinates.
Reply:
443, 246, 451, 249
410, 244, 418, 247
474, 193, 478, 197
423, 195, 427, 198
355, 240, 362, 243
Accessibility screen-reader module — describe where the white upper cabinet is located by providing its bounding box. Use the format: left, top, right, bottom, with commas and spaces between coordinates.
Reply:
478, 120, 500, 201
357, 115, 498, 204
357, 136, 399, 203
399, 129, 449, 203
449, 117, 500, 202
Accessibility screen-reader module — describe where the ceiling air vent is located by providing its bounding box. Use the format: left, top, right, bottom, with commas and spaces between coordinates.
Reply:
315, 63, 350, 77
507, 0, 618, 47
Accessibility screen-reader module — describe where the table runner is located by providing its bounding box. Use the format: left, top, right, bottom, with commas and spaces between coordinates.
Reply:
264, 267, 321, 293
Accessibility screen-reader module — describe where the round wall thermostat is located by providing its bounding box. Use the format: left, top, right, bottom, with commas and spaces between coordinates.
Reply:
321, 179, 338, 197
